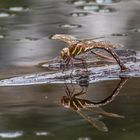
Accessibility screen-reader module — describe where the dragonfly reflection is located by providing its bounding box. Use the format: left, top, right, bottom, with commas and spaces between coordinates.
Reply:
61, 77, 128, 132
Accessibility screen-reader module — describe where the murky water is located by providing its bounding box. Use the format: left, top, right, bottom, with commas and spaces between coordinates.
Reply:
0, 0, 140, 139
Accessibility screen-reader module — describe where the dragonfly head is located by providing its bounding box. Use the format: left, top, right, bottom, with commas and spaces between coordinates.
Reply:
61, 96, 71, 108
60, 47, 69, 60
61, 96, 82, 110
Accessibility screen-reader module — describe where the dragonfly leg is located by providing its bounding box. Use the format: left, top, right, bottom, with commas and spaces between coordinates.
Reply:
90, 50, 116, 63
73, 87, 87, 97
86, 77, 128, 107
64, 82, 75, 98
73, 57, 88, 71
93, 46, 127, 71
103, 48, 127, 71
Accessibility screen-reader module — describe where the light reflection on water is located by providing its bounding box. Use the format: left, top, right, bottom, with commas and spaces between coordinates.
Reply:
0, 0, 140, 139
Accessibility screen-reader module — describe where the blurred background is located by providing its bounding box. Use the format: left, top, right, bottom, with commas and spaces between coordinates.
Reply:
0, 0, 140, 139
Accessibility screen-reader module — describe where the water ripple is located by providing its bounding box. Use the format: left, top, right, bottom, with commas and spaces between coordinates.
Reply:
0, 131, 23, 138
77, 4, 115, 13
111, 33, 128, 36
9, 6, 29, 12
0, 12, 14, 18
68, 0, 121, 5
35, 131, 49, 136
69, 11, 91, 17
78, 137, 91, 140
130, 28, 140, 33
0, 35, 6, 39
58, 23, 82, 29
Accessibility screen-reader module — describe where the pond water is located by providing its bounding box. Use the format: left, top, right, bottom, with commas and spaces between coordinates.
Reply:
0, 0, 140, 139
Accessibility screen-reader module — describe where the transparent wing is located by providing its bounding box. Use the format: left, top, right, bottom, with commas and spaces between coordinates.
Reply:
77, 110, 108, 132
40, 49, 140, 70
87, 107, 124, 118
39, 56, 63, 71
40, 51, 117, 71
84, 40, 124, 49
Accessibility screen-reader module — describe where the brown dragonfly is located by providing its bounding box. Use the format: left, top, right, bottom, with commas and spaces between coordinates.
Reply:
50, 34, 127, 71
61, 77, 128, 132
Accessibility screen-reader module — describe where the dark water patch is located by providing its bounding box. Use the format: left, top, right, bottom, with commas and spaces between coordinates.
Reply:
68, 0, 121, 5
16, 37, 40, 42
77, 4, 115, 13
58, 23, 82, 29
0, 25, 6, 30
69, 11, 91, 17
111, 33, 128, 36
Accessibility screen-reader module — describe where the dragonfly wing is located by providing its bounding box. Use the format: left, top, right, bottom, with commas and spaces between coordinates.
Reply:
81, 36, 105, 42
39, 56, 63, 70
77, 110, 108, 132
87, 107, 124, 118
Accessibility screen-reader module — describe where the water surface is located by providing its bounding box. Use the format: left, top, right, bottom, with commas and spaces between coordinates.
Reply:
0, 0, 140, 139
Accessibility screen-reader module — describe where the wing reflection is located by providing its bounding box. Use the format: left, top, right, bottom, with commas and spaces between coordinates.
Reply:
61, 76, 128, 132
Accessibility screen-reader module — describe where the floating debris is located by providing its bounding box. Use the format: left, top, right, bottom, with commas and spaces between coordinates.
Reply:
9, 6, 29, 12
58, 23, 82, 29
69, 11, 91, 17
77, 4, 115, 13
0, 60, 140, 86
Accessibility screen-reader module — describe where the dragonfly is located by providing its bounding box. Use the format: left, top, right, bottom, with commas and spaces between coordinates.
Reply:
0, 49, 140, 86
61, 77, 128, 132
50, 34, 127, 71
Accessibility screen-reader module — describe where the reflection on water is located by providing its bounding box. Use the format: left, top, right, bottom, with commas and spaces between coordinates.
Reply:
0, 0, 140, 139
0, 131, 23, 138
0, 78, 140, 139
9, 6, 29, 12
111, 33, 128, 37
77, 4, 115, 13
58, 23, 82, 29
69, 12, 91, 17
0, 12, 14, 18
61, 76, 127, 132
129, 28, 140, 33
68, 0, 121, 5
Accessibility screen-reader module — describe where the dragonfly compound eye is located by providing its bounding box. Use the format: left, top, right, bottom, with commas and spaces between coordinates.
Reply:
60, 48, 69, 59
